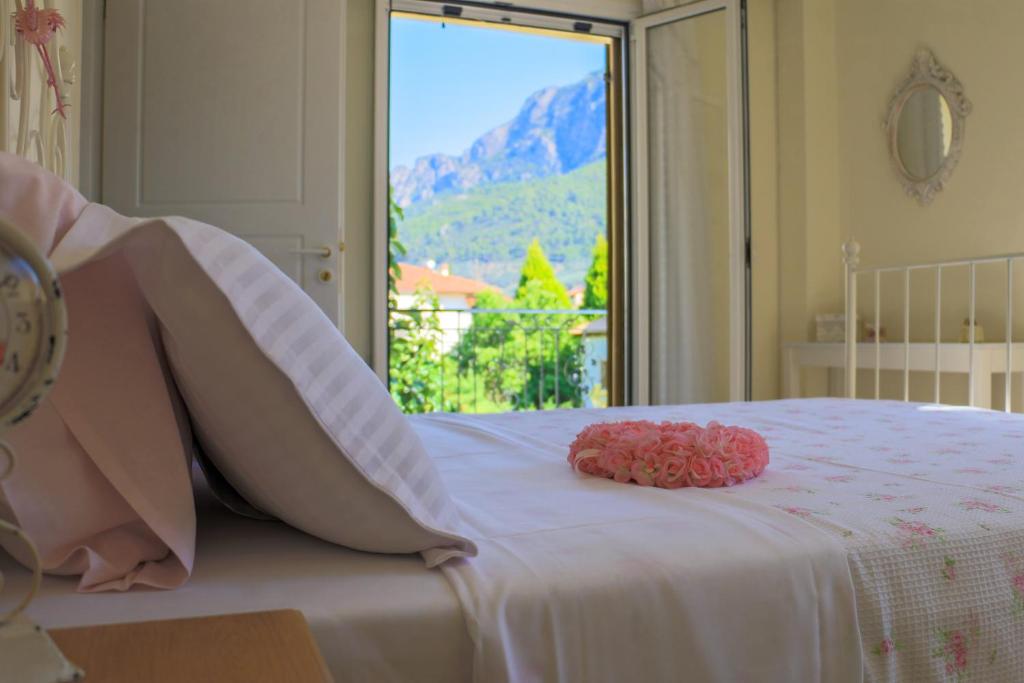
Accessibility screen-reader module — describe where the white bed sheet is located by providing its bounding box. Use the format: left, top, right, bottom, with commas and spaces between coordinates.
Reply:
412, 399, 1024, 683
0, 489, 472, 683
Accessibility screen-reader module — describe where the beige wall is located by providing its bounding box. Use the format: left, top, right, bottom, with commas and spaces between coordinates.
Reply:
748, 0, 779, 400
840, 0, 1024, 408
834, 0, 1024, 268
836, 0, 1024, 349
776, 0, 1024, 406
342, 0, 376, 362
774, 0, 843, 395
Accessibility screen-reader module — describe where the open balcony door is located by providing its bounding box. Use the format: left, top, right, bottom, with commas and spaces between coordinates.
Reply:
101, 0, 345, 324
630, 0, 749, 405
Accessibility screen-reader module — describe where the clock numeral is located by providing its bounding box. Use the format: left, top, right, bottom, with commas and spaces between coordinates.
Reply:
14, 312, 30, 334
0, 274, 19, 296
5, 351, 19, 374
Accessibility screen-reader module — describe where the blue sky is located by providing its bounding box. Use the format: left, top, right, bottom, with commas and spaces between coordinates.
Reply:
389, 17, 607, 169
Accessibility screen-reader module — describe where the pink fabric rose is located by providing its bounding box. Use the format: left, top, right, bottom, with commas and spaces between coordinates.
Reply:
656, 456, 691, 489
707, 457, 727, 488
630, 456, 659, 486
687, 457, 714, 487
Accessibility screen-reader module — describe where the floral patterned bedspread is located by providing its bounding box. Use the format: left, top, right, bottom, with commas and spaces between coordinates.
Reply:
715, 399, 1024, 682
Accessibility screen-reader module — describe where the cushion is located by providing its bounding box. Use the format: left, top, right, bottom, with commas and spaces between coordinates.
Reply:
0, 152, 86, 251
53, 204, 476, 566
0, 153, 196, 592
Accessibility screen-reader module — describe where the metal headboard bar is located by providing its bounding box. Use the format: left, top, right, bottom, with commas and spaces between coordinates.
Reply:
843, 239, 1017, 412
1007, 260, 1014, 411
903, 269, 910, 401
934, 266, 942, 404
968, 262, 976, 406
856, 252, 1024, 273
874, 270, 881, 400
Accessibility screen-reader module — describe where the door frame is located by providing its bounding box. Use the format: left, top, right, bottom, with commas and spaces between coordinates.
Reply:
371, 0, 629, 392
629, 0, 750, 404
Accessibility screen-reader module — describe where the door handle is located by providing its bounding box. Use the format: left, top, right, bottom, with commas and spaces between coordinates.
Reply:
289, 245, 333, 258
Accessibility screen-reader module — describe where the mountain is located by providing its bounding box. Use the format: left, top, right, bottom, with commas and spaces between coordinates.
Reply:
391, 71, 607, 208
398, 161, 606, 294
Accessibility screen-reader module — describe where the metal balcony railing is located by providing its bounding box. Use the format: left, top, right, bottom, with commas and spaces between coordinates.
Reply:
388, 308, 608, 414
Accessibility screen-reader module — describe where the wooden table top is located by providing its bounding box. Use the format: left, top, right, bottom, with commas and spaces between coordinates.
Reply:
49, 609, 333, 683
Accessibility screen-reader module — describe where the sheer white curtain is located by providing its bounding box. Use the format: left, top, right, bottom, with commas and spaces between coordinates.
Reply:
644, 9, 732, 405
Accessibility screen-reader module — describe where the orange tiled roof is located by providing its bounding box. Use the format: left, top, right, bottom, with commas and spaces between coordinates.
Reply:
395, 263, 496, 296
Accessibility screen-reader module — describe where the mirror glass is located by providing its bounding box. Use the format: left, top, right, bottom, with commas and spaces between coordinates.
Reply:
896, 86, 953, 180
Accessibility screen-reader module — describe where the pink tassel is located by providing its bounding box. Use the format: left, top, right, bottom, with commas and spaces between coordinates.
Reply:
14, 0, 68, 120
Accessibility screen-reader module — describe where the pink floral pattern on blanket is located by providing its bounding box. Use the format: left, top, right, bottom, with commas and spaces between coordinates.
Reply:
588, 399, 1024, 682
931, 614, 979, 681
1005, 553, 1024, 618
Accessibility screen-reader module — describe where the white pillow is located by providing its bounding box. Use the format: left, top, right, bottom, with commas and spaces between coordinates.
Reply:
52, 205, 476, 567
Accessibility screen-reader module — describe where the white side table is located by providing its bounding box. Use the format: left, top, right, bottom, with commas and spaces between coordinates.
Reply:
782, 342, 1024, 409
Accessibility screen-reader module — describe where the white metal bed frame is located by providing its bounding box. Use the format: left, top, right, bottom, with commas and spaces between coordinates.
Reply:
843, 239, 1019, 411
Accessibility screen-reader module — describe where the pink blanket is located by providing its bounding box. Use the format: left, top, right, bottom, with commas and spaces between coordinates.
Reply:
0, 152, 195, 592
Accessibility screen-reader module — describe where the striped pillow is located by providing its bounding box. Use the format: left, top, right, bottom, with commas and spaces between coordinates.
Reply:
53, 205, 476, 567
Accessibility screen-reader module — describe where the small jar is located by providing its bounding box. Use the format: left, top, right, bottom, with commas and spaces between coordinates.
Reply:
960, 318, 985, 343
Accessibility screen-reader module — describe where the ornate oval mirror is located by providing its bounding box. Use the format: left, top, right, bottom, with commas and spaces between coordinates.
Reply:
886, 49, 971, 204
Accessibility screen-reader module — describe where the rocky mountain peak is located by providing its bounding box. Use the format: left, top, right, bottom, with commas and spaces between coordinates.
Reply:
391, 70, 607, 208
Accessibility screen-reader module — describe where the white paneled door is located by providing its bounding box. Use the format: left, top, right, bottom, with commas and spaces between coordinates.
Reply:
102, 0, 345, 323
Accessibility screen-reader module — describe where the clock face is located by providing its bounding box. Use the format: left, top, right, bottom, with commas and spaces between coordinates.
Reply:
0, 246, 47, 420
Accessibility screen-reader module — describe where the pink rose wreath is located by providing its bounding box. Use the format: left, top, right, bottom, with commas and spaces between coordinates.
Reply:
568, 420, 769, 489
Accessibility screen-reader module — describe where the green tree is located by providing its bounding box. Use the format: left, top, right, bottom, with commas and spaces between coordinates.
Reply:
582, 234, 608, 310
516, 238, 571, 308
452, 290, 519, 407
387, 191, 406, 300
515, 280, 585, 409
389, 289, 450, 413
458, 243, 586, 411
387, 189, 450, 413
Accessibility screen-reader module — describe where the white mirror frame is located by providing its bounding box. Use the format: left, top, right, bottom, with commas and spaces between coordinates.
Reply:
885, 49, 972, 205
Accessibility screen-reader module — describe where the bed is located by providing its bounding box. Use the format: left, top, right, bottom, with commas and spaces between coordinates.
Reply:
4, 397, 1024, 682
5, 149, 1022, 681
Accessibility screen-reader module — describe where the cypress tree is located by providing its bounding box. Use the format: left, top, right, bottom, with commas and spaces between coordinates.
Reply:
516, 238, 570, 308
582, 234, 608, 310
